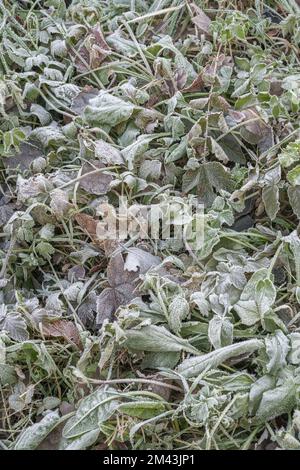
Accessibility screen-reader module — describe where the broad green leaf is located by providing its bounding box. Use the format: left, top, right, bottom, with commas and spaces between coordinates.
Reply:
83, 91, 134, 127
182, 162, 232, 206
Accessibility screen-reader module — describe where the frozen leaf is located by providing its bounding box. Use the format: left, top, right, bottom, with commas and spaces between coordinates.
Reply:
288, 185, 300, 219
208, 316, 233, 349
256, 379, 297, 421
255, 279, 276, 316
123, 324, 198, 354
96, 252, 139, 325
73, 26, 110, 73
190, 292, 210, 317
287, 165, 300, 186
95, 139, 124, 165
288, 333, 300, 365
124, 248, 160, 273
64, 429, 100, 450
83, 91, 135, 127
14, 411, 61, 450
121, 135, 150, 170
3, 142, 42, 170
0, 306, 29, 342
182, 162, 232, 206
279, 140, 300, 168
168, 295, 189, 334
191, 4, 211, 35
42, 320, 82, 349
70, 86, 99, 115
178, 339, 263, 378
265, 330, 290, 374
63, 387, 119, 439
0, 363, 17, 386
262, 185, 279, 221
30, 104, 51, 125
79, 161, 112, 195
50, 189, 72, 219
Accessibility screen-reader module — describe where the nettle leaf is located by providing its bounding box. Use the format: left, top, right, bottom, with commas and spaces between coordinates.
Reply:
0, 306, 29, 342
182, 162, 232, 206
288, 332, 300, 365
177, 339, 263, 378
262, 184, 280, 221
208, 316, 233, 349
83, 91, 135, 127
63, 388, 119, 439
14, 411, 60, 450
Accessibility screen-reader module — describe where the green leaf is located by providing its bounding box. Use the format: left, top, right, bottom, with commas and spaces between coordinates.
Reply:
168, 295, 189, 334
262, 185, 279, 221
208, 316, 233, 349
118, 400, 165, 419
14, 411, 60, 450
177, 339, 263, 378
279, 140, 300, 168
265, 330, 290, 374
287, 165, 300, 186
182, 162, 232, 206
123, 324, 198, 354
255, 279, 276, 316
83, 91, 134, 127
288, 185, 300, 219
256, 379, 297, 421
63, 388, 119, 439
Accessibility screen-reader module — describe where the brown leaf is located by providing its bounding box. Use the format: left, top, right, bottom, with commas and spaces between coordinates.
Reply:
42, 320, 82, 349
96, 252, 139, 325
182, 74, 204, 93
73, 25, 110, 73
79, 161, 112, 195
191, 4, 211, 35
75, 213, 98, 241
74, 213, 119, 255
70, 85, 99, 116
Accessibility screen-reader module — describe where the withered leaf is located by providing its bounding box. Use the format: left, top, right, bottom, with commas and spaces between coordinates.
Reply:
79, 161, 112, 195
42, 320, 82, 349
73, 25, 110, 73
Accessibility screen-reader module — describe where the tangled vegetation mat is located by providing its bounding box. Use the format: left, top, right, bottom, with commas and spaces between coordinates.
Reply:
2, 0, 300, 451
